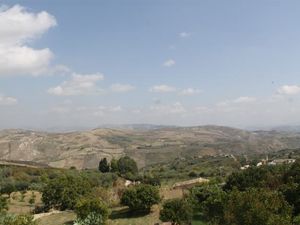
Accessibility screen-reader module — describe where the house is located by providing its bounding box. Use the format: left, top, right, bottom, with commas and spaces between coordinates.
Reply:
124, 180, 141, 187
240, 165, 250, 170
268, 159, 296, 165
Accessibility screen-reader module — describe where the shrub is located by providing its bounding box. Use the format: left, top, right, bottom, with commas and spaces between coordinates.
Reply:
160, 198, 193, 225
74, 212, 105, 225
188, 171, 198, 178
121, 184, 160, 212
74, 197, 109, 222
0, 182, 15, 197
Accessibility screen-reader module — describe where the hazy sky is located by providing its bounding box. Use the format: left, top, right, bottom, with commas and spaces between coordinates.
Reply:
1, 0, 300, 130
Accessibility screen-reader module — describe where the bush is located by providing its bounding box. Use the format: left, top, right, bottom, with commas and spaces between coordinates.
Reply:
160, 198, 193, 225
0, 182, 15, 197
121, 184, 160, 212
74, 197, 109, 222
188, 171, 198, 178
141, 176, 161, 186
74, 212, 105, 225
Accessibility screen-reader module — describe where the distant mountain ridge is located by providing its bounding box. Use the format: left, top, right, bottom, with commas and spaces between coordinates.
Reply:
0, 125, 300, 169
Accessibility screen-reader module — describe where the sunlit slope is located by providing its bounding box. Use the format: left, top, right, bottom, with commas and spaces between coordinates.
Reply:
0, 126, 299, 169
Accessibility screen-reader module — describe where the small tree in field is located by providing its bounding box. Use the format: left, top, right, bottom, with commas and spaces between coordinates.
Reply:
117, 156, 138, 176
19, 191, 26, 202
0, 196, 8, 213
74, 197, 109, 225
121, 184, 160, 212
0, 183, 15, 200
110, 158, 118, 173
160, 198, 193, 225
42, 175, 91, 210
98, 158, 110, 173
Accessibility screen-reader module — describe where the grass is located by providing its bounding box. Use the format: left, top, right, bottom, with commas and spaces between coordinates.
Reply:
36, 211, 75, 225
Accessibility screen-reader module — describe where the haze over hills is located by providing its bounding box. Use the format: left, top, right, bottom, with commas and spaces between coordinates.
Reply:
0, 125, 300, 169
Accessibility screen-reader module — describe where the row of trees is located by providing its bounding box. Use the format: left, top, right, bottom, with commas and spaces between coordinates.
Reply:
98, 156, 138, 177
0, 196, 36, 225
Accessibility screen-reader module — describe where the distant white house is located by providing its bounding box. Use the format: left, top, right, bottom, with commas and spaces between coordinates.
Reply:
124, 180, 141, 187
256, 162, 263, 167
268, 159, 296, 166
240, 165, 250, 170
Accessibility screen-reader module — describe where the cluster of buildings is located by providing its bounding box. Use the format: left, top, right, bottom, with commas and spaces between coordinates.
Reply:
240, 156, 296, 170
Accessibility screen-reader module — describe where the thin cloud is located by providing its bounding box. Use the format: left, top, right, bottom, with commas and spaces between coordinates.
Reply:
163, 59, 176, 67
110, 83, 135, 93
217, 96, 256, 107
179, 32, 191, 38
0, 95, 18, 105
179, 88, 202, 96
150, 85, 177, 93
277, 85, 300, 95
48, 73, 104, 96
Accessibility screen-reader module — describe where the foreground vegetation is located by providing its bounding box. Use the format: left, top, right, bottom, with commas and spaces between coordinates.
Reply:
1, 152, 300, 224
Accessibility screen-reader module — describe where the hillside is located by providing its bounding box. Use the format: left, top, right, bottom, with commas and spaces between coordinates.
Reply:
0, 126, 300, 169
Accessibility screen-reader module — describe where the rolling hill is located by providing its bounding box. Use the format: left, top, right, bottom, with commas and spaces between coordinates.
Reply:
0, 125, 300, 169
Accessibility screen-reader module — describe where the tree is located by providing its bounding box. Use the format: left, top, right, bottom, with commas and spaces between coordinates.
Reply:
188, 184, 226, 224
74, 197, 109, 225
281, 182, 300, 216
281, 159, 300, 216
0, 196, 8, 213
121, 184, 160, 212
29, 192, 36, 206
0, 183, 15, 198
224, 166, 283, 191
117, 156, 138, 176
42, 175, 91, 210
160, 198, 193, 225
98, 158, 110, 173
19, 191, 26, 202
74, 197, 109, 222
222, 189, 292, 225
110, 158, 118, 173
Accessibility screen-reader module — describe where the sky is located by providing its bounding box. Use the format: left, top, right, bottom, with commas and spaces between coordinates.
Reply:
1, 0, 300, 130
